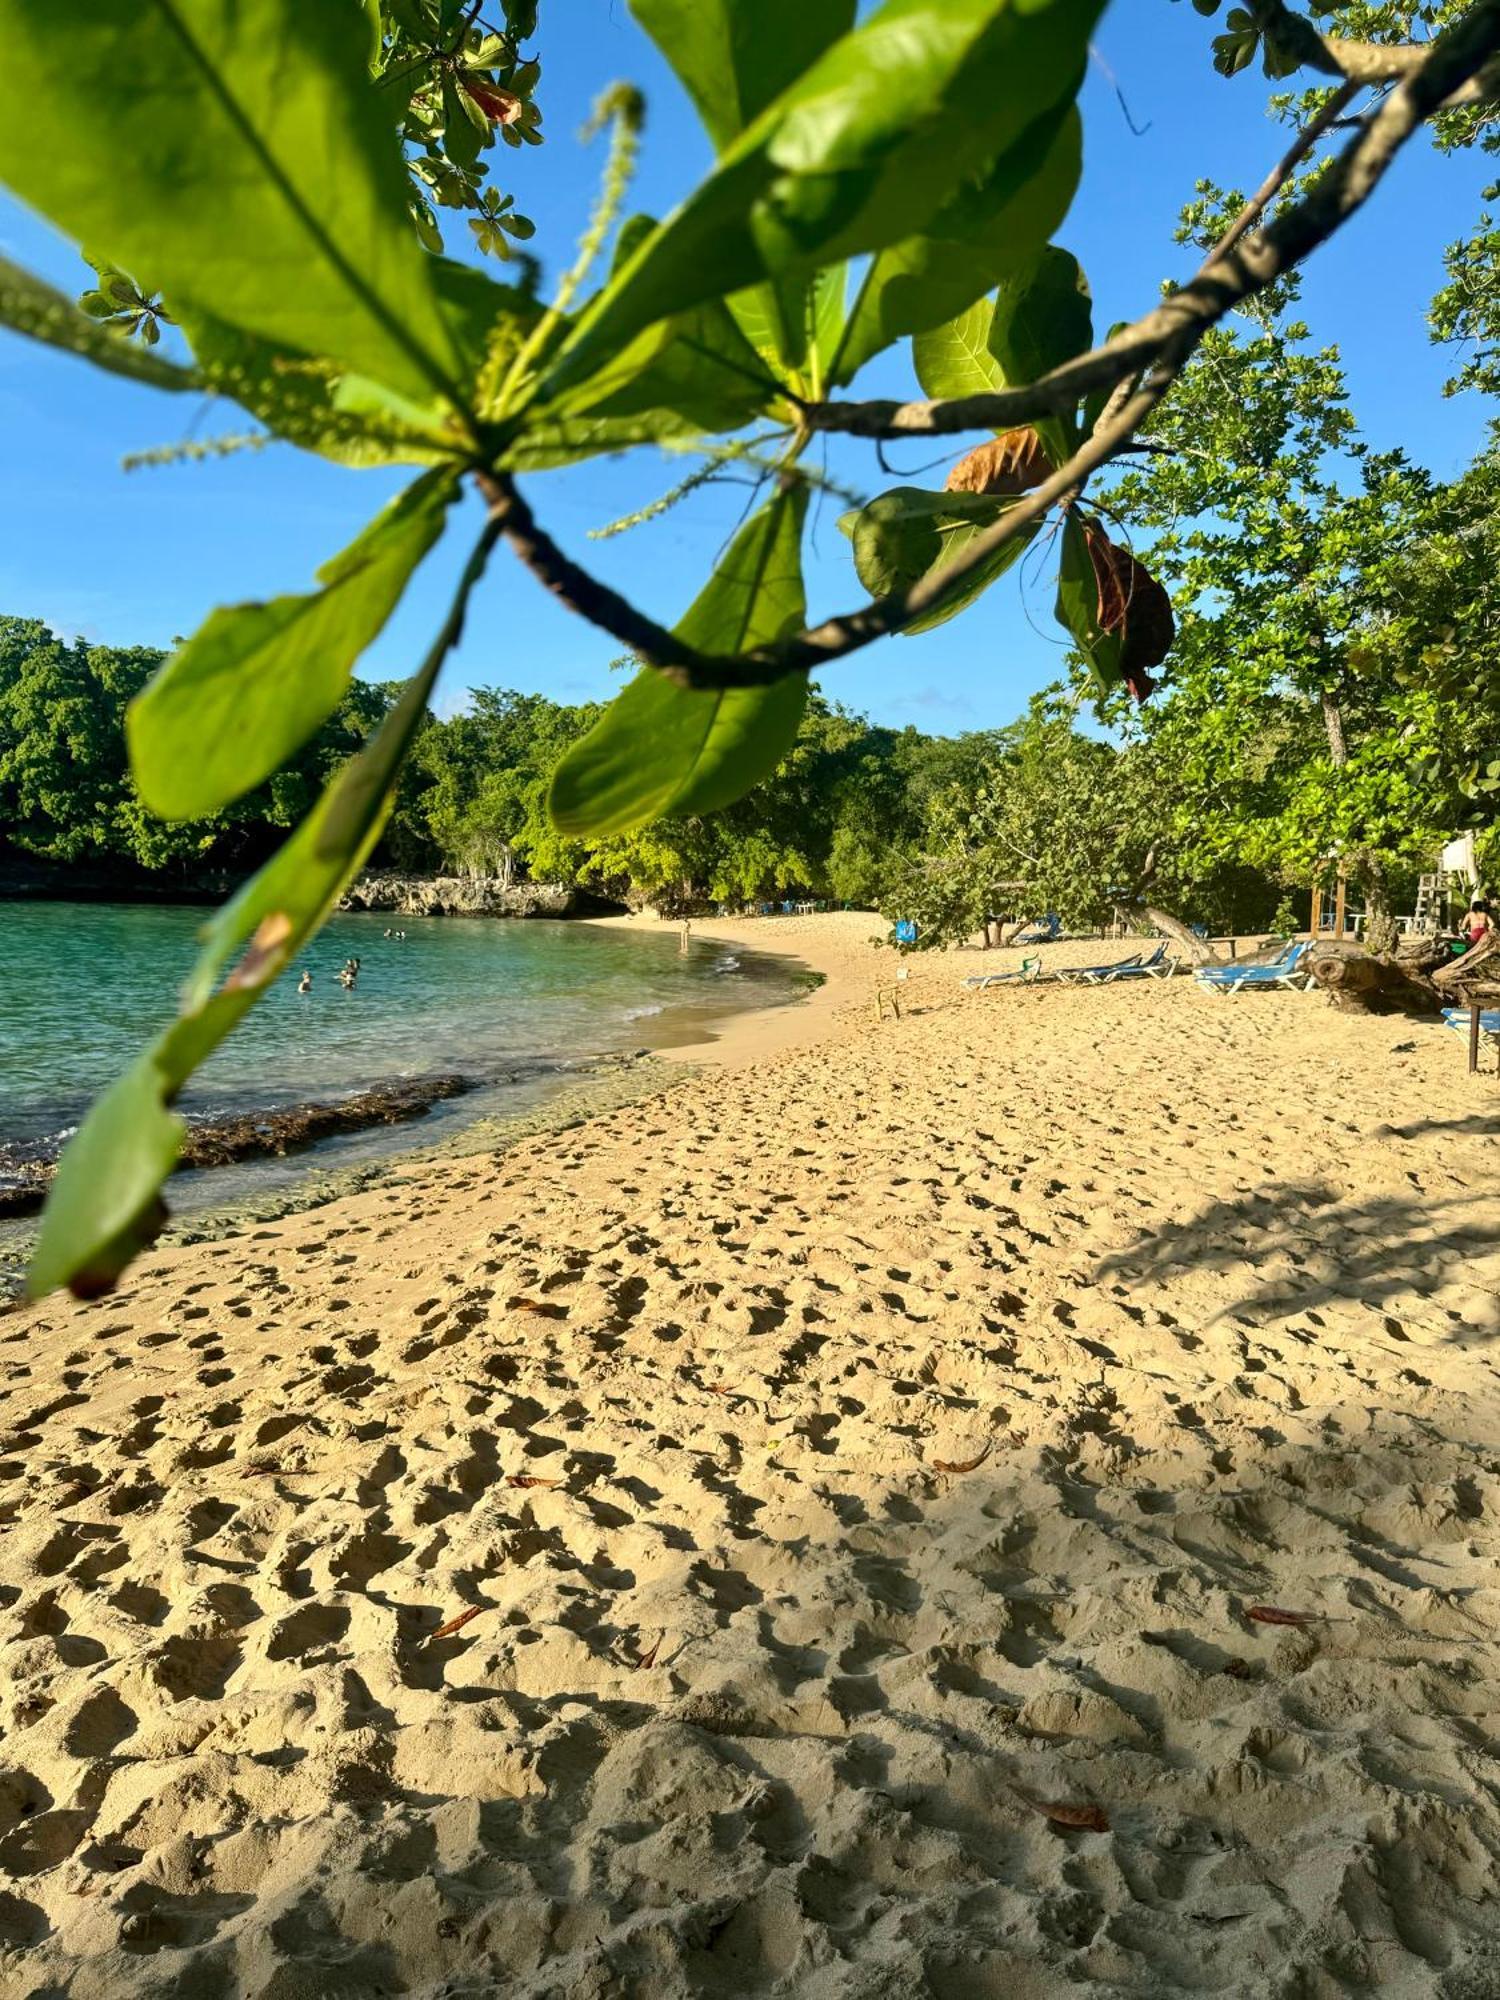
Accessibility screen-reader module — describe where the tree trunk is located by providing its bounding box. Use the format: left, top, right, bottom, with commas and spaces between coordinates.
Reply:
1321, 690, 1348, 765
1138, 904, 1219, 964
1307, 931, 1500, 1015
1432, 929, 1500, 992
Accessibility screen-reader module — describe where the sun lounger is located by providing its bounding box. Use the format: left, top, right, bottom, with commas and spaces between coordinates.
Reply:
1194, 940, 1310, 995
1056, 951, 1142, 985
1105, 941, 1175, 981
963, 955, 1043, 990
1442, 1007, 1500, 1038
1011, 913, 1061, 944
1057, 941, 1172, 985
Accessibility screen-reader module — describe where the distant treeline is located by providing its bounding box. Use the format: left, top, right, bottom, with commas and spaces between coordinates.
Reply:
0, 615, 1005, 910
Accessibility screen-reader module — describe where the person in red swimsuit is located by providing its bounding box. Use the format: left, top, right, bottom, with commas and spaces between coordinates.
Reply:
1462, 899, 1495, 950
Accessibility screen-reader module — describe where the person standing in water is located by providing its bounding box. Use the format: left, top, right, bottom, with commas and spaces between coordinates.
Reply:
297, 970, 312, 994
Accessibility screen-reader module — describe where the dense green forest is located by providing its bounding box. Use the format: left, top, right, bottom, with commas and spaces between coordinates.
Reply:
0, 611, 993, 910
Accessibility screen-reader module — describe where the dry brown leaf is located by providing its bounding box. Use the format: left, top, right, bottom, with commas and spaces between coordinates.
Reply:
945, 427, 1052, 497
1080, 521, 1174, 701
631, 1629, 665, 1670
429, 1605, 484, 1642
465, 79, 524, 126
1032, 1799, 1111, 1832
1247, 1605, 1315, 1627
932, 1441, 993, 1475
508, 1297, 566, 1319
506, 1474, 562, 1489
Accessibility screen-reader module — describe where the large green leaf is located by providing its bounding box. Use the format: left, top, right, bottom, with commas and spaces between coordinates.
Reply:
1054, 510, 1122, 691
989, 247, 1093, 403
0, 254, 201, 393
28, 513, 498, 1301
840, 486, 1035, 635
632, 0, 856, 152
914, 245, 1092, 464
128, 469, 459, 819
831, 108, 1080, 386
549, 488, 810, 835
540, 0, 1102, 403
0, 0, 465, 408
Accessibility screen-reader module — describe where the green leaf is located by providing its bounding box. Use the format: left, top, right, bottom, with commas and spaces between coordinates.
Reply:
914, 245, 1091, 464
28, 515, 498, 1301
1054, 510, 1122, 691
507, 301, 775, 469
0, 253, 200, 392
631, 0, 856, 152
179, 258, 536, 467
128, 469, 459, 819
541, 0, 1102, 401
549, 489, 810, 835
831, 106, 1080, 385
0, 0, 466, 408
443, 74, 485, 172
840, 486, 1035, 635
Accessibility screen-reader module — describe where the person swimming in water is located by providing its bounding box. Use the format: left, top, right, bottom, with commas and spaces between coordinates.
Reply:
297, 970, 312, 994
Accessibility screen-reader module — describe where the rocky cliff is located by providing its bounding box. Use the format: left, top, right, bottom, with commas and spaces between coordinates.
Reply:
340, 873, 580, 918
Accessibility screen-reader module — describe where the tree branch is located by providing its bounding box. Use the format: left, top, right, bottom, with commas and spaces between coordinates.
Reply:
485, 0, 1500, 691
1245, 0, 1500, 101
800, 4, 1500, 444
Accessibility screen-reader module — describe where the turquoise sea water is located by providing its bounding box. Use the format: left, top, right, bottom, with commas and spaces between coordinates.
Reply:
0, 901, 808, 1178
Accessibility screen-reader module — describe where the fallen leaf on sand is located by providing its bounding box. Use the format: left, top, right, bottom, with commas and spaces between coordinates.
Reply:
1247, 1605, 1316, 1627
933, 1441, 993, 1475
508, 1297, 567, 1318
631, 1629, 665, 1670
506, 1474, 562, 1489
429, 1606, 484, 1642
1029, 1798, 1111, 1832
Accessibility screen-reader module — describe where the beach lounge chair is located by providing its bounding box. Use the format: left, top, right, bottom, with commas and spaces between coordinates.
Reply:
1442, 1007, 1500, 1039
963, 955, 1043, 990
1194, 940, 1311, 995
1011, 912, 1061, 944
1105, 940, 1175, 981
1056, 951, 1141, 985
1056, 941, 1172, 985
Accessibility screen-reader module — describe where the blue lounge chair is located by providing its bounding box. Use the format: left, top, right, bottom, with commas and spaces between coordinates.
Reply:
964, 955, 1043, 991
1057, 951, 1141, 985
1057, 941, 1173, 985
1194, 940, 1310, 996
1106, 940, 1175, 982
1012, 912, 1061, 944
1442, 1007, 1500, 1039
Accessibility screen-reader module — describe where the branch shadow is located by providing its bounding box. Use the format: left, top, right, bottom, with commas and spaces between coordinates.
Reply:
1093, 1178, 1500, 1336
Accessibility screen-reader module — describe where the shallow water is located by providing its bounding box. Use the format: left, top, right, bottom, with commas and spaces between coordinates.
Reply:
0, 902, 810, 1192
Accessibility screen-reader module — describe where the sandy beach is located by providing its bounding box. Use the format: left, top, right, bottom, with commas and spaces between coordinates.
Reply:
3, 912, 1500, 1997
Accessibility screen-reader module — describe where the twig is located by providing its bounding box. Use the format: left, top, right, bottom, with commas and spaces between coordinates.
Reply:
1212, 79, 1359, 261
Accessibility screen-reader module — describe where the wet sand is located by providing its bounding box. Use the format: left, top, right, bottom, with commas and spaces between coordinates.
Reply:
3, 915, 1500, 1997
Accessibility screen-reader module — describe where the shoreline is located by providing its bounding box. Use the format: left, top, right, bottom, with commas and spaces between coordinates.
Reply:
0, 919, 847, 1291
581, 908, 891, 1067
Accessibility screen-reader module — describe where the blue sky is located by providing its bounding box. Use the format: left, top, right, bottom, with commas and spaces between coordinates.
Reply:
0, 0, 1492, 735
